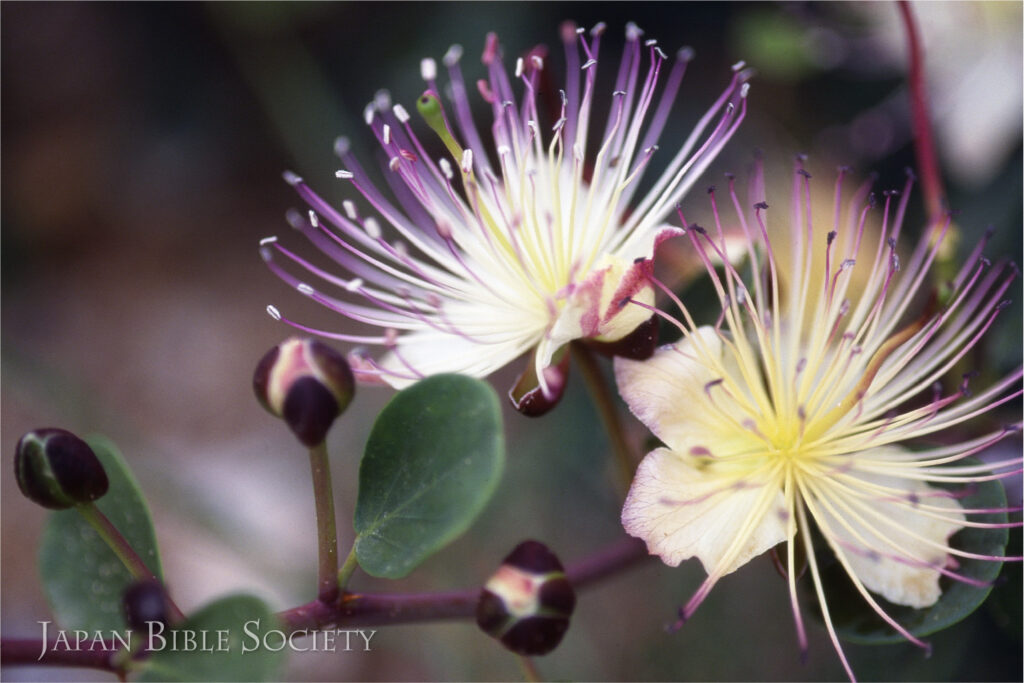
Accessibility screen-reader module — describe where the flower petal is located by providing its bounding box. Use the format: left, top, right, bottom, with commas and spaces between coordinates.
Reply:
614, 326, 747, 453
540, 255, 655, 369
622, 447, 788, 575
812, 451, 966, 608
378, 331, 532, 388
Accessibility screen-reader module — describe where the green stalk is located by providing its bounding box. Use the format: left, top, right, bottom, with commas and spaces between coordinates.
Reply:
309, 441, 340, 604
517, 655, 542, 682
76, 502, 156, 580
75, 502, 185, 622
570, 342, 636, 493
337, 543, 360, 592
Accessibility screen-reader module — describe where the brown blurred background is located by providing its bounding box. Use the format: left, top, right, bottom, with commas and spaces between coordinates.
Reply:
3, 2, 1021, 681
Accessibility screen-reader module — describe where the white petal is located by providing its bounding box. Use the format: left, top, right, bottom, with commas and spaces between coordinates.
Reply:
622, 447, 788, 575
378, 332, 531, 388
542, 313, 582, 369
614, 326, 746, 453
813, 452, 965, 608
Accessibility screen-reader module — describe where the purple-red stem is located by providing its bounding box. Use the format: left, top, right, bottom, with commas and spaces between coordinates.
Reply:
897, 0, 945, 222
1, 639, 119, 672
2, 536, 649, 672
277, 535, 648, 630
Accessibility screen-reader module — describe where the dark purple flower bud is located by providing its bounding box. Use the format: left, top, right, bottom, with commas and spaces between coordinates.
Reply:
254, 338, 355, 447
15, 428, 108, 509
509, 349, 570, 417
123, 579, 171, 634
476, 540, 576, 656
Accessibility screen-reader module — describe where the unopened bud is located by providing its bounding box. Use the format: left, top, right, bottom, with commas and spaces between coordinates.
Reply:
509, 349, 569, 417
14, 428, 109, 509
123, 579, 171, 634
476, 540, 576, 656
253, 338, 355, 447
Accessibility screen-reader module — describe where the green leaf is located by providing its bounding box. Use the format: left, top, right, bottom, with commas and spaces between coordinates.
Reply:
136, 595, 284, 682
39, 435, 162, 632
815, 468, 1009, 644
354, 374, 505, 578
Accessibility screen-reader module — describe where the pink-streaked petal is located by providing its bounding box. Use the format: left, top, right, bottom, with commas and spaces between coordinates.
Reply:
540, 227, 681, 369
539, 255, 653, 369
596, 259, 657, 342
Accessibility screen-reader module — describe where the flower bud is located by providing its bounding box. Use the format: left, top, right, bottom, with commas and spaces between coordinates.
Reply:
14, 428, 109, 509
476, 540, 576, 656
253, 338, 355, 447
509, 348, 569, 417
123, 579, 171, 634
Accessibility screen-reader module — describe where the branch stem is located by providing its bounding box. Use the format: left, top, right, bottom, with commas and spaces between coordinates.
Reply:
4, 522, 650, 672
1, 639, 120, 672
277, 534, 648, 631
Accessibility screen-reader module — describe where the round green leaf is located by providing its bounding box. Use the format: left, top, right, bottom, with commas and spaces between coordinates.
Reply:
812, 470, 1010, 644
354, 374, 505, 578
136, 595, 284, 682
39, 435, 163, 633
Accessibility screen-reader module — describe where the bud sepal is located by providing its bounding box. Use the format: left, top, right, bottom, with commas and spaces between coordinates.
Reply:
253, 337, 355, 446
476, 540, 576, 656
15, 428, 109, 509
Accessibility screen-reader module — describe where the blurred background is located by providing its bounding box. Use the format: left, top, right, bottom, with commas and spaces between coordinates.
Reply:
2, 2, 1021, 681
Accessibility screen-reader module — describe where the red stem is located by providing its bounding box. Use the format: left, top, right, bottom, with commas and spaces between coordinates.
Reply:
897, 0, 945, 221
